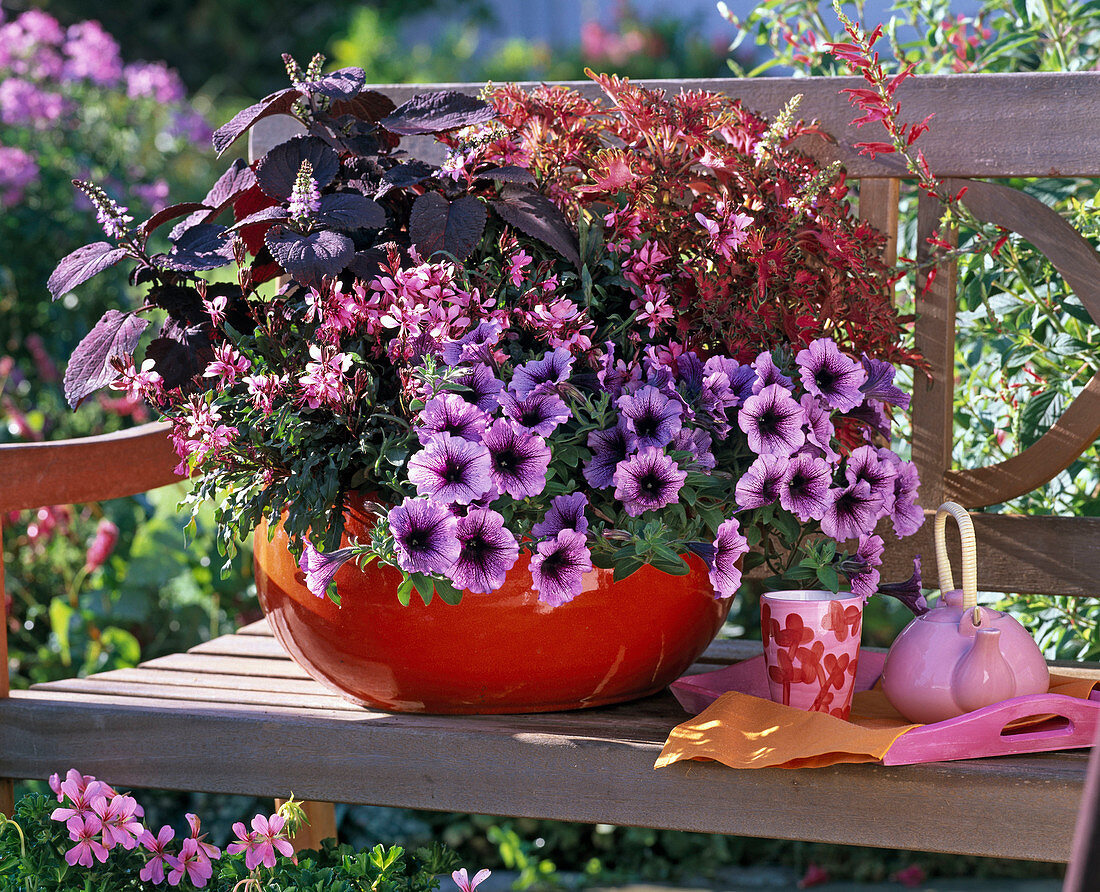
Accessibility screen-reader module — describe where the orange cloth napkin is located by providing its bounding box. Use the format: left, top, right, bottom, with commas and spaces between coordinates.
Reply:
655, 671, 1098, 770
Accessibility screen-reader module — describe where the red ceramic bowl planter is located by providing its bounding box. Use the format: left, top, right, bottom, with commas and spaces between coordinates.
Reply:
254, 499, 730, 714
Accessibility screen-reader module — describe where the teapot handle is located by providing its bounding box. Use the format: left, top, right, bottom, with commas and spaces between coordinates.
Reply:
935, 501, 978, 609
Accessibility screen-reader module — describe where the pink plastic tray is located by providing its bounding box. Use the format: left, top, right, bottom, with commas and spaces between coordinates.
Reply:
670, 650, 1100, 765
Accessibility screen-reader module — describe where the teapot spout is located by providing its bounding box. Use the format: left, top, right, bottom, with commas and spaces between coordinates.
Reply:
952, 627, 1017, 714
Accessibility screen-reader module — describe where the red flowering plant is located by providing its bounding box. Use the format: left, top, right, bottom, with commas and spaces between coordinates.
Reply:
49, 54, 924, 610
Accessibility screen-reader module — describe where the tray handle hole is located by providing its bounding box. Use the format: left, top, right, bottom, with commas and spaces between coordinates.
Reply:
1000, 714, 1073, 738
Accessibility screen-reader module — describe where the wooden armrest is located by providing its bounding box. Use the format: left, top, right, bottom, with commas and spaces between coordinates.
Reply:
0, 421, 182, 512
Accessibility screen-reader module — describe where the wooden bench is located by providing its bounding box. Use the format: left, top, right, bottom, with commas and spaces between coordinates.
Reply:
3, 72, 1100, 866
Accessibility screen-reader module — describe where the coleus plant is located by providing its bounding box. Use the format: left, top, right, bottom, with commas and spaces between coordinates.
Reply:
49, 54, 924, 609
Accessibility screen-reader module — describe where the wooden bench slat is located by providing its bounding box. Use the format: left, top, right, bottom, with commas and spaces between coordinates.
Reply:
139, 652, 311, 679
187, 635, 290, 659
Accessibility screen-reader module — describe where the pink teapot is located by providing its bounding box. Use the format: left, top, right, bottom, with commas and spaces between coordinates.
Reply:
881, 502, 1049, 724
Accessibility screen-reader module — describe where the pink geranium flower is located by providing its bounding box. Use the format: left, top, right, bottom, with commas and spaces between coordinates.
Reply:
64, 814, 109, 867
167, 836, 214, 888
138, 824, 176, 884
452, 868, 492, 892
92, 792, 144, 850
227, 813, 294, 870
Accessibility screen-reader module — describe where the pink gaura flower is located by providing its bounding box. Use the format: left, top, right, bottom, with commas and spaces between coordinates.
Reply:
298, 345, 352, 410
203, 343, 250, 388
227, 813, 294, 870
65, 814, 109, 867
507, 249, 532, 286
452, 868, 492, 892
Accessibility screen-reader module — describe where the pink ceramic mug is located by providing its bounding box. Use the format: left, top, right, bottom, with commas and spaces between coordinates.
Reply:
760, 590, 864, 720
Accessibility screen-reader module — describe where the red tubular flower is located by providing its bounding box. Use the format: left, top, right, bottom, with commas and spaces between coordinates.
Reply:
83, 518, 119, 573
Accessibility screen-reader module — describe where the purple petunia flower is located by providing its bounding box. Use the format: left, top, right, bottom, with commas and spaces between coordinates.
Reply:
388, 497, 461, 575
677, 351, 705, 396
482, 418, 551, 499
847, 534, 884, 597
407, 433, 493, 505
751, 351, 794, 394
670, 426, 716, 470
879, 556, 928, 615
584, 422, 638, 489
613, 447, 687, 516
800, 394, 839, 463
597, 341, 640, 398
847, 399, 892, 441
860, 354, 910, 409
511, 348, 574, 400
441, 320, 502, 366
709, 518, 749, 598
450, 508, 520, 593
738, 384, 806, 456
298, 543, 356, 598
617, 385, 683, 449
820, 481, 883, 542
456, 363, 505, 412
417, 393, 489, 444
845, 445, 898, 517
500, 389, 571, 437
530, 528, 593, 607
879, 450, 924, 538
779, 452, 832, 521
735, 453, 788, 509
532, 492, 589, 538
795, 338, 868, 413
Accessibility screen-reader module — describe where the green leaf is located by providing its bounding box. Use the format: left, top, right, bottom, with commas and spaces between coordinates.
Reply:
816, 565, 840, 592
434, 578, 463, 605
612, 556, 646, 582
49, 597, 75, 667
411, 573, 436, 606
1019, 389, 1063, 449
396, 576, 415, 606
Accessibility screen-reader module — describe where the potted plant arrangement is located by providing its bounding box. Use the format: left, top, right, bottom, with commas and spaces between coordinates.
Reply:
48, 54, 923, 713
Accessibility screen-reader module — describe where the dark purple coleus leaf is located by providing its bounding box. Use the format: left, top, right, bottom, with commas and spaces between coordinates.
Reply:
383, 160, 435, 188
380, 90, 495, 136
316, 194, 386, 230
477, 165, 537, 185
298, 67, 366, 101
159, 223, 236, 272
146, 317, 214, 391
139, 202, 211, 240
265, 225, 354, 285
228, 205, 289, 232
492, 185, 581, 269
409, 192, 487, 261
147, 283, 206, 326
212, 87, 302, 157
63, 310, 149, 407
169, 161, 257, 240
347, 249, 387, 279
48, 242, 130, 300
329, 89, 397, 123
255, 135, 340, 200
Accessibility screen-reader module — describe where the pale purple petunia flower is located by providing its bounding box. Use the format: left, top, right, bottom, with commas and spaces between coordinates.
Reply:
483, 418, 551, 499
532, 492, 589, 538
677, 351, 705, 396
584, 422, 637, 489
879, 556, 928, 615
456, 363, 504, 411
879, 451, 924, 538
617, 384, 683, 449
779, 452, 832, 521
800, 394, 839, 462
847, 398, 892, 441
613, 447, 687, 516
848, 534, 884, 597
388, 497, 461, 575
860, 354, 911, 409
820, 481, 882, 542
709, 517, 749, 598
597, 341, 641, 398
442, 320, 502, 365
500, 389, 570, 437
530, 528, 592, 607
408, 433, 493, 505
735, 453, 788, 509
298, 543, 356, 598
511, 348, 574, 399
845, 445, 898, 517
751, 351, 794, 394
451, 508, 520, 593
795, 338, 868, 413
418, 392, 489, 444
738, 384, 806, 456
670, 426, 716, 470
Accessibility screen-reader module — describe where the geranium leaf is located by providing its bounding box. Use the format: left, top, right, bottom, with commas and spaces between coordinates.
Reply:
48, 242, 129, 300
477, 165, 537, 185
329, 89, 397, 123
316, 194, 386, 230
265, 225, 354, 285
146, 318, 213, 390
212, 87, 302, 157
492, 185, 581, 268
255, 135, 340, 200
139, 202, 211, 239
380, 90, 495, 135
409, 192, 487, 261
299, 67, 366, 101
63, 310, 149, 407
159, 223, 235, 272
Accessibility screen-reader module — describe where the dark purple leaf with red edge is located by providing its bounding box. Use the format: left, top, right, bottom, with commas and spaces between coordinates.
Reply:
63, 310, 149, 407
159, 224, 235, 272
255, 135, 340, 200
146, 318, 214, 391
477, 166, 536, 185
329, 90, 396, 123
492, 185, 581, 268
316, 194, 386, 230
383, 160, 434, 188
380, 91, 494, 136
265, 225, 354, 285
49, 242, 130, 300
228, 205, 289, 232
231, 185, 281, 255
140, 202, 211, 239
299, 67, 366, 101
409, 193, 487, 261
171, 159, 259, 240
212, 87, 302, 157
